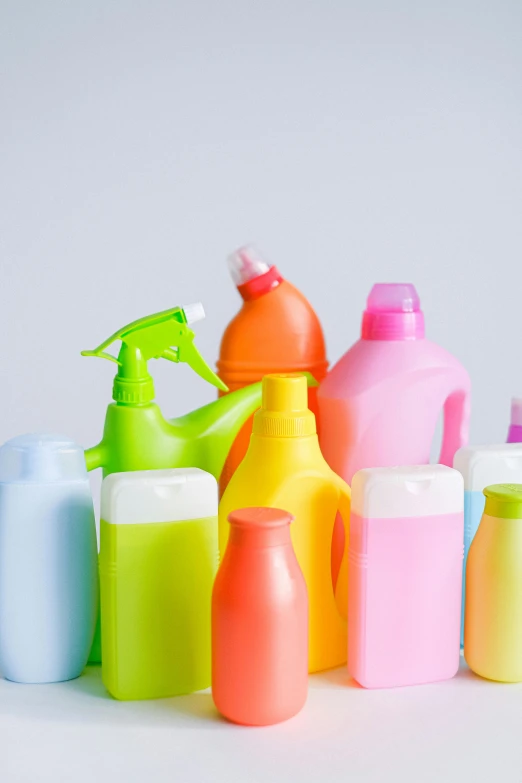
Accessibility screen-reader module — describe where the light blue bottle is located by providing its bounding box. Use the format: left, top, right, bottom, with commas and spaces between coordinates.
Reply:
454, 443, 522, 646
0, 434, 99, 683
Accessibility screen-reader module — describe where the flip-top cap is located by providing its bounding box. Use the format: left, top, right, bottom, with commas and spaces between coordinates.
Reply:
0, 434, 88, 484
484, 483, 522, 519
454, 444, 522, 491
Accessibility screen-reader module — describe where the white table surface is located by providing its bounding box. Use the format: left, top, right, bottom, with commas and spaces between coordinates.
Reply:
2, 656, 521, 783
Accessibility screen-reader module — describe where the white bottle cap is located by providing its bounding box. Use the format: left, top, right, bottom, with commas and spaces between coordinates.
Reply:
101, 467, 218, 525
351, 465, 463, 518
454, 443, 522, 491
0, 434, 88, 484
182, 302, 205, 325
227, 245, 271, 286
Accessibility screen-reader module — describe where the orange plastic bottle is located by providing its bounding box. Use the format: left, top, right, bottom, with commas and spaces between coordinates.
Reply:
217, 246, 328, 495
211, 507, 308, 726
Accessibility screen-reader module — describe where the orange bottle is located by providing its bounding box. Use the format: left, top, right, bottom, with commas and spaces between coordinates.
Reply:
217, 246, 328, 494
211, 507, 308, 726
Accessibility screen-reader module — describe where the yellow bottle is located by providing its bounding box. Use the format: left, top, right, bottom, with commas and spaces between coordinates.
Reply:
219, 373, 350, 673
464, 483, 522, 682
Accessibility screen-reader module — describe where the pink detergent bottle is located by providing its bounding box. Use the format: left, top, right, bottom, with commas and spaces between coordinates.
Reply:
318, 283, 471, 584
507, 398, 522, 443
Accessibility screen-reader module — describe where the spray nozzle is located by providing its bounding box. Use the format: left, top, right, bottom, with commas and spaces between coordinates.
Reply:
81, 304, 228, 403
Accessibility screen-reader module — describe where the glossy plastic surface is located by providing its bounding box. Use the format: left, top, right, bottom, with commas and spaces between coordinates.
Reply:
84, 306, 261, 667
84, 303, 263, 483
212, 507, 308, 726
319, 288, 470, 581
99, 469, 218, 700
0, 434, 98, 683
348, 466, 463, 689
507, 424, 522, 443
85, 388, 262, 482
217, 249, 328, 494
465, 498, 522, 682
454, 444, 522, 645
219, 374, 349, 673
507, 398, 522, 442
362, 283, 425, 340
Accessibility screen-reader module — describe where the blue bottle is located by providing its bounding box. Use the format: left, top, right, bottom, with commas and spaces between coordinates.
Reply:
454, 443, 522, 645
0, 434, 99, 683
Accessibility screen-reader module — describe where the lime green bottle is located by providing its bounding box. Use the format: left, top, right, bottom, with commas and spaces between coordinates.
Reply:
83, 303, 262, 664
100, 468, 218, 700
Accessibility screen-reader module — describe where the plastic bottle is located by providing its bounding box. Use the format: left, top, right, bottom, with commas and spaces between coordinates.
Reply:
465, 484, 522, 682
507, 398, 522, 443
212, 507, 308, 726
318, 283, 471, 581
219, 373, 350, 673
0, 434, 98, 683
99, 468, 218, 700
348, 465, 464, 689
83, 303, 262, 664
217, 246, 328, 494
83, 303, 262, 481
454, 444, 522, 645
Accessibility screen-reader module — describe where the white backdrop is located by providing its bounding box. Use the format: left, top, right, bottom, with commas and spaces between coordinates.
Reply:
2, 0, 521, 457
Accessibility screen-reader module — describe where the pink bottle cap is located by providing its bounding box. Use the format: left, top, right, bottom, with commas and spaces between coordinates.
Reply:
511, 398, 522, 427
361, 283, 425, 341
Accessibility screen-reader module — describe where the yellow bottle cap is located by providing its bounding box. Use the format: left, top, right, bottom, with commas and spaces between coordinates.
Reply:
253, 374, 316, 437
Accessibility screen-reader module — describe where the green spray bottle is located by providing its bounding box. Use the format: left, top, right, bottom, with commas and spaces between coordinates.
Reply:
83, 303, 263, 663
83, 303, 262, 478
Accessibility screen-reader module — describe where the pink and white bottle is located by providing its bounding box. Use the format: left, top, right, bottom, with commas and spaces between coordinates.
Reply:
318, 283, 470, 581
347, 465, 464, 689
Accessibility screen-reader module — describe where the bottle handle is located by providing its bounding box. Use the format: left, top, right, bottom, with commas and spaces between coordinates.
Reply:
439, 389, 471, 467
333, 480, 351, 621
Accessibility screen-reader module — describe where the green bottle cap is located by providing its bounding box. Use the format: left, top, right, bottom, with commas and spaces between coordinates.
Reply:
483, 483, 522, 519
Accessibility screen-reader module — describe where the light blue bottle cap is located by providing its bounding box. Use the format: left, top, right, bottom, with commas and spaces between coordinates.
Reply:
0, 434, 88, 484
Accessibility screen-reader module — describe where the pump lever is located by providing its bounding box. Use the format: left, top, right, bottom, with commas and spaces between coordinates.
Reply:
166, 340, 228, 392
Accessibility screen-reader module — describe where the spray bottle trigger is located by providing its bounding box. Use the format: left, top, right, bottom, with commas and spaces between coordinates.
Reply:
176, 341, 228, 393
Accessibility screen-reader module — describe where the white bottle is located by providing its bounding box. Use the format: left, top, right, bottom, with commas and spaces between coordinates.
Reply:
454, 443, 522, 644
0, 434, 99, 683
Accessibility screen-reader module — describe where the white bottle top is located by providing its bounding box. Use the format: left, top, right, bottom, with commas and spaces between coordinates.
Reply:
227, 245, 271, 286
351, 465, 464, 518
101, 468, 218, 525
454, 443, 522, 492
0, 433, 88, 484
